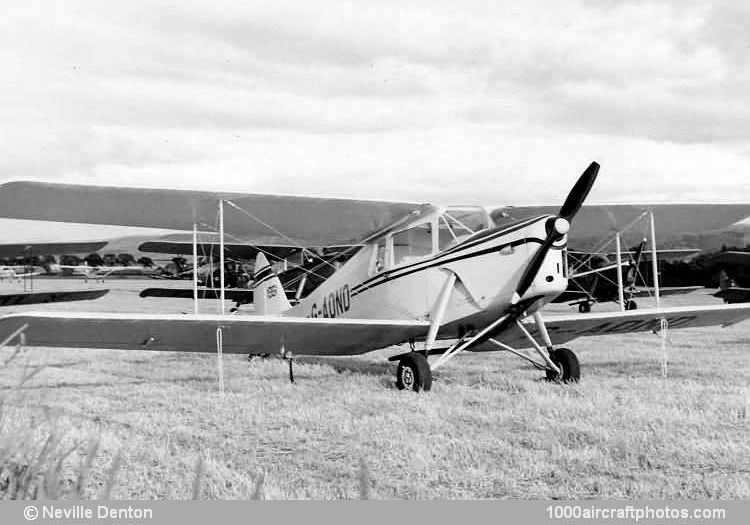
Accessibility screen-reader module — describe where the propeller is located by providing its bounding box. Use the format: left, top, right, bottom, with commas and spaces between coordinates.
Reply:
512, 161, 600, 304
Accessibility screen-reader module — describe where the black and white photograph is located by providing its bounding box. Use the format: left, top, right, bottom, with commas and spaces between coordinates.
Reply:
0, 0, 748, 511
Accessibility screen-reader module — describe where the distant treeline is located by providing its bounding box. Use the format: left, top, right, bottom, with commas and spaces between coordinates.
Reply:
574, 230, 748, 252
0, 253, 155, 268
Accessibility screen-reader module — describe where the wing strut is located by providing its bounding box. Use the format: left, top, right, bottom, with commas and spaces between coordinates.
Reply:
615, 231, 625, 311
219, 199, 226, 314
193, 221, 199, 314
422, 272, 456, 353
649, 210, 661, 309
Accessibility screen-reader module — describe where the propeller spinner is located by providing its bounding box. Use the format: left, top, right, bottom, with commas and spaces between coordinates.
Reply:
512, 161, 600, 304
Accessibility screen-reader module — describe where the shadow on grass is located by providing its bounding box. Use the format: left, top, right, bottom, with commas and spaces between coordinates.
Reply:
297, 356, 394, 377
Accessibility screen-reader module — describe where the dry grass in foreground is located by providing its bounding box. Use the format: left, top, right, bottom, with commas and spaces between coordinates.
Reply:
0, 321, 747, 499
0, 284, 747, 498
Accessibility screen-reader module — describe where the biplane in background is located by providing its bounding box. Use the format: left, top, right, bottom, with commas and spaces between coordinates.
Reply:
710, 251, 750, 304
555, 241, 702, 313
138, 239, 348, 308
0, 241, 109, 306
0, 163, 749, 391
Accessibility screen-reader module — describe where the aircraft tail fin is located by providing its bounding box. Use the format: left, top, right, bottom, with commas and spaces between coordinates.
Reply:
252, 253, 292, 315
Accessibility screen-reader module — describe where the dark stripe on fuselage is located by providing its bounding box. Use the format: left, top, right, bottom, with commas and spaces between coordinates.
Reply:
441, 215, 546, 255
350, 236, 548, 297
350, 215, 549, 295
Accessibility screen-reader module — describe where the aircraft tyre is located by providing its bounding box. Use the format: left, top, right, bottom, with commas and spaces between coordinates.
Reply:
545, 348, 580, 383
396, 352, 432, 392
626, 300, 638, 310
578, 302, 591, 314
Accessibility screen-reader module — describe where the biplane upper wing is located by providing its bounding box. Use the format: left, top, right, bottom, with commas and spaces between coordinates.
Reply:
494, 304, 750, 349
493, 204, 750, 244
0, 181, 427, 246
0, 311, 430, 356
0, 241, 107, 258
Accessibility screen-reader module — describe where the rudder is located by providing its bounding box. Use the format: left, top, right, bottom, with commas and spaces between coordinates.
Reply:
253, 253, 292, 315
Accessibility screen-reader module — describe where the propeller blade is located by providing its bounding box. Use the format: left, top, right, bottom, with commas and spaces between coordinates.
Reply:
512, 161, 600, 304
559, 162, 600, 221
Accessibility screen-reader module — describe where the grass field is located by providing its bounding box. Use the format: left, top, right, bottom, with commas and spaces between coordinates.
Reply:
0, 279, 748, 499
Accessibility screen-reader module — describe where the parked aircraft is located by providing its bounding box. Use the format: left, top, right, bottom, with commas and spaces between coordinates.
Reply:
557, 241, 701, 312
0, 164, 749, 391
0, 242, 109, 306
712, 252, 750, 303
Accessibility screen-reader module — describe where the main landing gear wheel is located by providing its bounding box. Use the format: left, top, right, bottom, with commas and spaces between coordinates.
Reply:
578, 302, 591, 313
545, 348, 580, 383
396, 352, 432, 392
625, 300, 638, 310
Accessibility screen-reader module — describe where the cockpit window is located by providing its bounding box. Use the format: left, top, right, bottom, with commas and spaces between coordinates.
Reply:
438, 207, 489, 250
392, 223, 433, 266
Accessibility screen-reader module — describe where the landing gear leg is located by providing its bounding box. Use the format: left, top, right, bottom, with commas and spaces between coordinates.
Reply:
529, 311, 581, 383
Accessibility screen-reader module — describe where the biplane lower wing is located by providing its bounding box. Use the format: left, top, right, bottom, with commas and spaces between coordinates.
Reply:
139, 287, 256, 302
0, 289, 109, 308
491, 304, 750, 349
714, 287, 750, 304
630, 286, 703, 298
552, 286, 702, 305
0, 312, 430, 356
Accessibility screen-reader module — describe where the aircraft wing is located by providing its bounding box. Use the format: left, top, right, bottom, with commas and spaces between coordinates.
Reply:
629, 286, 703, 298
493, 204, 750, 245
0, 289, 109, 307
139, 241, 301, 260
139, 287, 256, 303
0, 312, 429, 356
714, 287, 750, 304
706, 251, 750, 266
0, 241, 107, 258
492, 304, 750, 349
0, 181, 427, 246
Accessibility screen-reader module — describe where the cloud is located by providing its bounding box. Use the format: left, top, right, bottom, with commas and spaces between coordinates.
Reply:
0, 0, 748, 219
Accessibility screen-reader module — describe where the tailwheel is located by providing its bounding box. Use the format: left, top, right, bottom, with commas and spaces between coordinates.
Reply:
545, 347, 580, 383
396, 352, 432, 392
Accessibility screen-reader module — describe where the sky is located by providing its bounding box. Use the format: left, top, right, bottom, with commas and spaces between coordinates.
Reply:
0, 0, 749, 241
